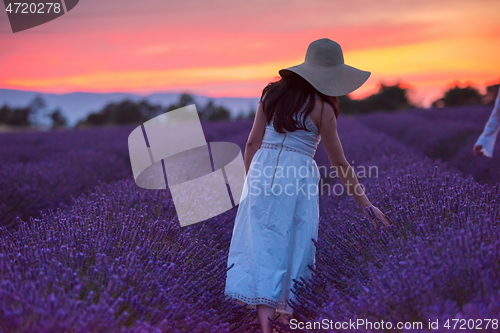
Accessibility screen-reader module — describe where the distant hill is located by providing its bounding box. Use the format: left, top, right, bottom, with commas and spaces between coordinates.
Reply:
0, 89, 260, 126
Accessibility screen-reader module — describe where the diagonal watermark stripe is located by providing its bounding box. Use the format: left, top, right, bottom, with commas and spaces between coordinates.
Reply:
128, 104, 246, 227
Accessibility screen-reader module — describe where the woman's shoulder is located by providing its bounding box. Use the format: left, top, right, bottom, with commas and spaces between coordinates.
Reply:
308, 95, 334, 130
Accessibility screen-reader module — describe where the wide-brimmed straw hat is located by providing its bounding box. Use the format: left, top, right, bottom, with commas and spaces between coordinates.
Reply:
279, 38, 371, 96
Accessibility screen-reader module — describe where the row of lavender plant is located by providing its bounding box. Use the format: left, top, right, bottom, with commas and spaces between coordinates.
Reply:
0, 125, 134, 229
0, 125, 136, 163
355, 105, 500, 185
0, 119, 253, 230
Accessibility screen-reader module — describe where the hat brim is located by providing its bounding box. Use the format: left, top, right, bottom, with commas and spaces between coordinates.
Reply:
278, 63, 370, 96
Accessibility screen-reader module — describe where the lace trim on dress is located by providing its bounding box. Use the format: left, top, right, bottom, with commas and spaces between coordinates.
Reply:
296, 95, 320, 135
304, 114, 320, 135
260, 142, 314, 158
226, 292, 293, 314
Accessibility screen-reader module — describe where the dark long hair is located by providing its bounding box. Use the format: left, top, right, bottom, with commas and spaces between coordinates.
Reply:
260, 70, 339, 134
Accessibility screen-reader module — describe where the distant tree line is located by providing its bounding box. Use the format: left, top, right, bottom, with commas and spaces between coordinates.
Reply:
76, 93, 231, 127
337, 82, 499, 115
338, 82, 415, 115
1, 82, 498, 129
0, 95, 67, 129
164, 93, 231, 122
431, 83, 499, 108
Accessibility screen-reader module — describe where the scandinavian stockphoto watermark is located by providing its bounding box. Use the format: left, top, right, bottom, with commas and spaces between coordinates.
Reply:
244, 159, 378, 199
289, 318, 499, 331
128, 104, 247, 228
3, 0, 79, 33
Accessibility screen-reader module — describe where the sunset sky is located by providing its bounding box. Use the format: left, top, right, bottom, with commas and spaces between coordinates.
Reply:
1, 0, 499, 107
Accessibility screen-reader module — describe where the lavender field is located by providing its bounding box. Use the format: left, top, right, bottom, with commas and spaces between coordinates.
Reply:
356, 105, 500, 185
0, 107, 499, 333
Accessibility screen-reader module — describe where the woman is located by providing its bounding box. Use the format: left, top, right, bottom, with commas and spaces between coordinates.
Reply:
224, 38, 391, 333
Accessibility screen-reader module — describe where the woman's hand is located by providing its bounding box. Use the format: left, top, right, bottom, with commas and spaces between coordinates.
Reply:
473, 144, 484, 155
363, 205, 391, 230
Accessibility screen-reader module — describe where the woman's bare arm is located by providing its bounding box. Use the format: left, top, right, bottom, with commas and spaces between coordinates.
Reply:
317, 103, 372, 208
313, 100, 391, 229
244, 100, 267, 174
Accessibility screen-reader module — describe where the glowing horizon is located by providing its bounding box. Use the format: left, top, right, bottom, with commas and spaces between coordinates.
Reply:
1, 0, 499, 107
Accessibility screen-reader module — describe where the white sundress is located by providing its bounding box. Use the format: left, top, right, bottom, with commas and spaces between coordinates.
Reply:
224, 93, 322, 314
